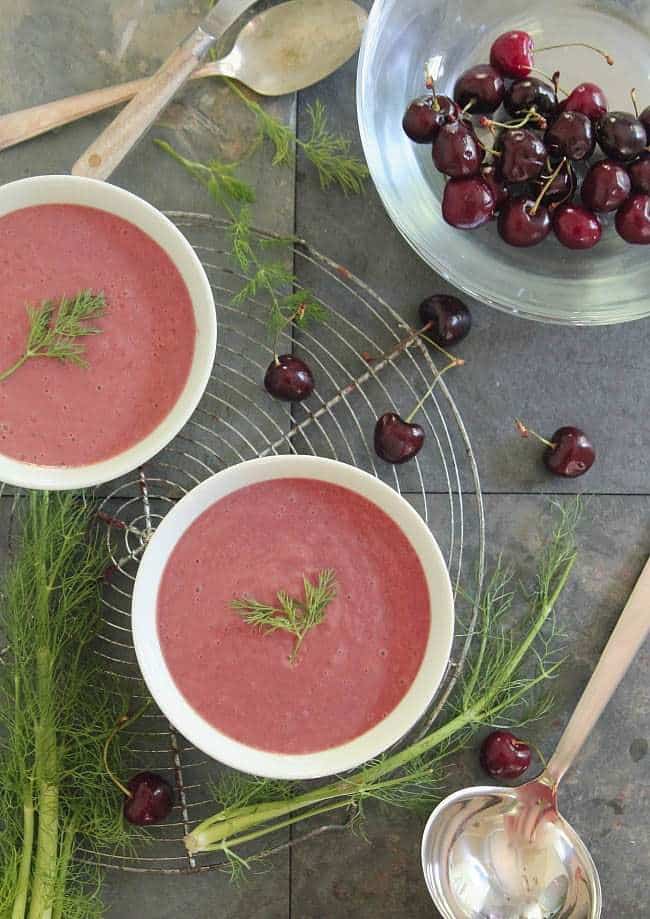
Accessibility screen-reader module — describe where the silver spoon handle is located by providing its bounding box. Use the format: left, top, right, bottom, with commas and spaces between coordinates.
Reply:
545, 554, 650, 787
0, 61, 231, 153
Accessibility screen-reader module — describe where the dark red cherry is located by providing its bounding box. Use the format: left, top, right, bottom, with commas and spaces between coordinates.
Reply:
553, 204, 602, 249
498, 197, 551, 247
264, 355, 315, 402
374, 413, 424, 464
545, 426, 595, 477
124, 772, 174, 826
480, 731, 532, 780
432, 121, 481, 177
545, 111, 595, 160
402, 95, 459, 143
561, 82, 608, 121
641, 106, 650, 143
597, 111, 646, 162
480, 165, 509, 212
442, 176, 495, 229
490, 30, 534, 79
419, 295, 471, 346
498, 129, 547, 183
453, 64, 504, 115
628, 153, 650, 194
504, 78, 557, 119
615, 194, 650, 244
581, 160, 631, 212
534, 166, 575, 205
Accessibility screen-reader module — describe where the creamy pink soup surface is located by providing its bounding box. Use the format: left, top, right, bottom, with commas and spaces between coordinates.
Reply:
0, 204, 196, 466
157, 478, 431, 755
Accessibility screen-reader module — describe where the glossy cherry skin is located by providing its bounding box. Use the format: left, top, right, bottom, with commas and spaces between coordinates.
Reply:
553, 204, 602, 250
442, 177, 495, 229
419, 295, 472, 346
642, 106, 650, 143
628, 153, 650, 194
480, 165, 509, 211
490, 30, 534, 79
498, 197, 551, 247
544, 426, 595, 477
453, 64, 505, 115
480, 731, 532, 780
498, 129, 547, 182
402, 95, 459, 143
535, 166, 574, 205
615, 194, 650, 244
124, 772, 174, 826
504, 78, 557, 119
264, 355, 315, 402
581, 160, 631, 212
597, 111, 647, 162
374, 413, 425, 464
561, 82, 608, 121
545, 111, 595, 161
432, 121, 481, 177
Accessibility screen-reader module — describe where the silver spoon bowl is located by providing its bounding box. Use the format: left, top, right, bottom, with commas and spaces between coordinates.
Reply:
422, 556, 650, 919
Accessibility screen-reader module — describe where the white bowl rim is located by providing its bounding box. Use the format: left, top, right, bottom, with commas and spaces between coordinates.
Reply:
0, 174, 217, 489
132, 455, 455, 780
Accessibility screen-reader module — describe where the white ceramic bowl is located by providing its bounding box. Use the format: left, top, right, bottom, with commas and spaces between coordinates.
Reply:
132, 455, 455, 780
0, 175, 216, 490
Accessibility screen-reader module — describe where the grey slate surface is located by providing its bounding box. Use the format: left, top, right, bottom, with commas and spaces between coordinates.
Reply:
0, 0, 649, 916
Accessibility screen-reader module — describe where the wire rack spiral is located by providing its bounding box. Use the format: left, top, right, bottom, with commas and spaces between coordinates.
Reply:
75, 211, 486, 874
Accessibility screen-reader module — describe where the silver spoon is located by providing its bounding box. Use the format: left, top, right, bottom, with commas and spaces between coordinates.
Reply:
422, 555, 650, 919
0, 0, 367, 153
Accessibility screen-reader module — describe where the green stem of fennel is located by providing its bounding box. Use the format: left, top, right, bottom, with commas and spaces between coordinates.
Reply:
11, 789, 35, 919
187, 554, 575, 855
51, 821, 76, 919
0, 353, 29, 383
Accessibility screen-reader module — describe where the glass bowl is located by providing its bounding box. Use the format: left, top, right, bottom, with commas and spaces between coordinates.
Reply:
357, 0, 650, 325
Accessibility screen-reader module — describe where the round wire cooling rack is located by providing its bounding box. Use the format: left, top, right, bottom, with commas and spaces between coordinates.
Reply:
83, 212, 485, 874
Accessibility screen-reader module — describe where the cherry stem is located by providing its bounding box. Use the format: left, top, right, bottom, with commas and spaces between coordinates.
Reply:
103, 700, 152, 800
476, 138, 502, 158
530, 68, 569, 97
405, 360, 463, 424
535, 42, 614, 67
528, 739, 548, 770
418, 322, 463, 364
424, 58, 440, 110
530, 157, 567, 215
481, 109, 544, 131
515, 418, 556, 450
461, 98, 476, 114
630, 87, 639, 119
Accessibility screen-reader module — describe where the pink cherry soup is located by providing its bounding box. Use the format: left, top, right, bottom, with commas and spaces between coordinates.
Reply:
0, 204, 196, 466
157, 478, 431, 755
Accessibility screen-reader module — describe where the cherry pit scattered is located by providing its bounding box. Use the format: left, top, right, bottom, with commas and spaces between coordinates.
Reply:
403, 30, 650, 247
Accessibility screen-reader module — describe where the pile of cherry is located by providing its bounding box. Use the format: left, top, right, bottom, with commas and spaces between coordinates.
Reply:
403, 29, 650, 247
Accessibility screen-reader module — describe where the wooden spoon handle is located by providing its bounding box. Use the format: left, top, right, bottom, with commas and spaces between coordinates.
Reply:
0, 62, 224, 153
544, 554, 650, 787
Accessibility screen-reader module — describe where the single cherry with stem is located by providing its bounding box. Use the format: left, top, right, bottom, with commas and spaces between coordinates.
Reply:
628, 153, 650, 195
597, 111, 647, 162
480, 730, 533, 780
516, 419, 596, 477
615, 193, 650, 244
561, 82, 608, 121
432, 120, 481, 178
497, 128, 547, 182
104, 702, 175, 826
264, 354, 315, 402
402, 95, 459, 144
453, 64, 505, 115
545, 110, 595, 160
490, 30, 613, 79
553, 203, 602, 249
418, 295, 472, 346
496, 160, 563, 246
374, 359, 463, 464
503, 77, 557, 119
442, 176, 495, 229
582, 159, 631, 212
